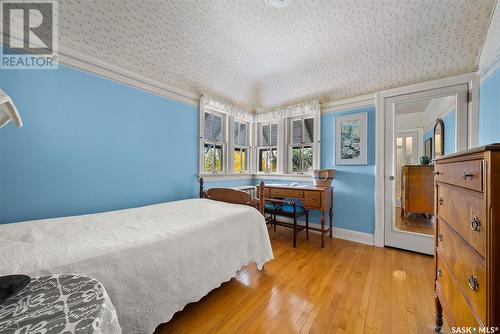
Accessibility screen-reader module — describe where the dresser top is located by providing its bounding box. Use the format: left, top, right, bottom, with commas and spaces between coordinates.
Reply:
434, 143, 500, 161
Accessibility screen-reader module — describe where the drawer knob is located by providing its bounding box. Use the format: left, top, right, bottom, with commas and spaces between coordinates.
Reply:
463, 172, 474, 179
470, 215, 481, 231
438, 198, 444, 206
433, 171, 441, 175
437, 269, 443, 278
468, 275, 479, 292
437, 233, 443, 241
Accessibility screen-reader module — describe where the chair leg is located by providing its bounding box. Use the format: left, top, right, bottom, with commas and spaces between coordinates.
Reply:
306, 211, 309, 240
273, 214, 276, 232
293, 216, 297, 247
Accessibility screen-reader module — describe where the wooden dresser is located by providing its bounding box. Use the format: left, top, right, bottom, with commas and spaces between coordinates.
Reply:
401, 165, 434, 217
434, 144, 500, 332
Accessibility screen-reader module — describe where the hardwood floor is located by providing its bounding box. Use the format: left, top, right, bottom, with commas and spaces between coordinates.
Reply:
156, 226, 446, 334
395, 207, 435, 236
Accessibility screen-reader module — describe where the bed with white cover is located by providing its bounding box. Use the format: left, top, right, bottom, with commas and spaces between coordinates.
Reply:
0, 198, 274, 333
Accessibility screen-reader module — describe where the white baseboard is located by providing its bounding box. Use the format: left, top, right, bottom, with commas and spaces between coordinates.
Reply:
331, 226, 374, 246
273, 217, 374, 246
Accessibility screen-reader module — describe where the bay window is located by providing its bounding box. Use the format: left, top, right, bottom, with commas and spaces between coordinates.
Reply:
233, 120, 249, 173
289, 117, 314, 173
258, 123, 278, 173
203, 111, 224, 173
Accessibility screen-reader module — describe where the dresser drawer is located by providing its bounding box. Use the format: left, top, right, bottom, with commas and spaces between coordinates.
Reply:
304, 191, 321, 208
269, 188, 304, 198
436, 254, 481, 327
437, 221, 487, 322
436, 183, 486, 257
434, 160, 483, 192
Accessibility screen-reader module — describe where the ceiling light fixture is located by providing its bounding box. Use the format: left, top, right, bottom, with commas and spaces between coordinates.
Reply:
265, 0, 291, 9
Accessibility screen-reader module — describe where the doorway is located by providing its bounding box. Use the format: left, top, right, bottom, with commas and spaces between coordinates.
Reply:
383, 84, 468, 254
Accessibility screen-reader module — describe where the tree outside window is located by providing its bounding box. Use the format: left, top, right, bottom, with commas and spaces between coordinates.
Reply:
203, 112, 224, 173
289, 117, 314, 173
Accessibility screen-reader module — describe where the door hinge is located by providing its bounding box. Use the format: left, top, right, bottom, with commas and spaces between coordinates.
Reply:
466, 90, 472, 103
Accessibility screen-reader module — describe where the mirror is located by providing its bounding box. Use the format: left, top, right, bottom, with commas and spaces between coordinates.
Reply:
433, 119, 444, 158
424, 137, 432, 159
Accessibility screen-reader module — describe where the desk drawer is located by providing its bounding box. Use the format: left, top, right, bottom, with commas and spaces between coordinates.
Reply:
434, 160, 483, 192
436, 254, 481, 328
437, 221, 486, 322
269, 188, 304, 199
304, 191, 321, 208
437, 183, 486, 257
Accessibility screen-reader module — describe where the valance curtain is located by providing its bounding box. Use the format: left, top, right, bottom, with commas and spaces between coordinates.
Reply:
200, 94, 254, 122
254, 100, 320, 122
200, 94, 320, 123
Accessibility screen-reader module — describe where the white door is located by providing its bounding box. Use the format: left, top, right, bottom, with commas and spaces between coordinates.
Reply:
384, 84, 468, 254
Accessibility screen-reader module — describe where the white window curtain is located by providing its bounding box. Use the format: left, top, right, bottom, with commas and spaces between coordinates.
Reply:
254, 100, 320, 122
201, 94, 254, 123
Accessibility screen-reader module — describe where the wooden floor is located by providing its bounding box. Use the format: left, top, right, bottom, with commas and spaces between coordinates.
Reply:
156, 226, 446, 334
395, 207, 434, 236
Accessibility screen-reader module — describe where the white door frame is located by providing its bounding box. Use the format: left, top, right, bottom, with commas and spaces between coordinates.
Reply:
374, 72, 479, 248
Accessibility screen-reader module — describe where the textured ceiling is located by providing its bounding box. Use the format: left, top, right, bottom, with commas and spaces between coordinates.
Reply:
59, 0, 496, 111
480, 0, 500, 71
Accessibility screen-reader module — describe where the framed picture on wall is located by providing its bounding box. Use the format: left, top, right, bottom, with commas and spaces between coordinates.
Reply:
335, 112, 368, 165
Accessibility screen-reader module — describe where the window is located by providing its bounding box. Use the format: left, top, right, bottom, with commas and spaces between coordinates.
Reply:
289, 117, 314, 173
203, 111, 224, 173
233, 121, 248, 173
258, 123, 278, 172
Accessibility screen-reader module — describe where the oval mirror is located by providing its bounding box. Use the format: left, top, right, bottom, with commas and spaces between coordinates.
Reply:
433, 118, 444, 158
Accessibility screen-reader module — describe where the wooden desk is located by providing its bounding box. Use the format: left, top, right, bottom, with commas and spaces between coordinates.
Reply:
259, 184, 333, 248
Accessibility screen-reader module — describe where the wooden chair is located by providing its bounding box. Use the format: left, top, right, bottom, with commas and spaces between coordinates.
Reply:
264, 198, 309, 247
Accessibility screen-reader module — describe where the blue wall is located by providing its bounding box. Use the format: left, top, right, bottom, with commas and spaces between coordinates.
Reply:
256, 106, 376, 235
479, 68, 500, 145
318, 107, 375, 234
203, 178, 255, 189
0, 65, 199, 224
0, 63, 375, 234
443, 111, 456, 155
423, 110, 456, 157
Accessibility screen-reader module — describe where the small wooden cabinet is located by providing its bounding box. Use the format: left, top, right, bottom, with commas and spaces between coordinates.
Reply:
434, 144, 500, 331
401, 165, 434, 216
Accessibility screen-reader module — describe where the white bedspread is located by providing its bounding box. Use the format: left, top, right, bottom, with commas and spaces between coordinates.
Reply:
0, 198, 274, 333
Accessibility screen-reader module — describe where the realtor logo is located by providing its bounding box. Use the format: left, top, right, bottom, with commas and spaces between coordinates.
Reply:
1, 0, 58, 69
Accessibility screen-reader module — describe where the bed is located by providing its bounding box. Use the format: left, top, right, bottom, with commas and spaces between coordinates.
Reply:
0, 181, 273, 333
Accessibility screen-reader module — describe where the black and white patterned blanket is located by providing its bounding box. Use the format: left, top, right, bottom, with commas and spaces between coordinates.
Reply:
0, 274, 121, 334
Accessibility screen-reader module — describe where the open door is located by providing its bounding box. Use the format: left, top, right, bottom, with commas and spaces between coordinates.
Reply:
384, 84, 468, 254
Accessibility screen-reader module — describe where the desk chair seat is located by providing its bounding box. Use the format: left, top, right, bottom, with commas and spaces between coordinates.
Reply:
264, 198, 309, 247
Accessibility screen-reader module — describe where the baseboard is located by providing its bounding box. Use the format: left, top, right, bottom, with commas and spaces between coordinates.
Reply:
273, 217, 374, 246
330, 226, 374, 246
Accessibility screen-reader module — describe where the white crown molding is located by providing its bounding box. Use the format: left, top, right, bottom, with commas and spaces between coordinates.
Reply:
479, 53, 500, 84
321, 93, 376, 114
58, 45, 199, 106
